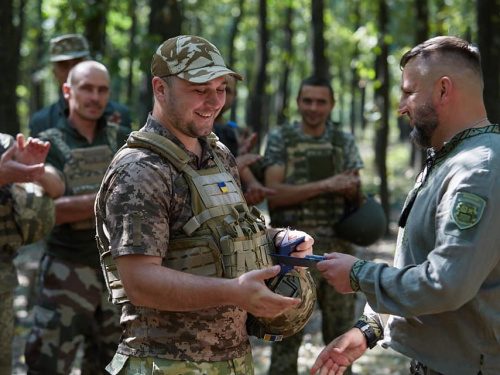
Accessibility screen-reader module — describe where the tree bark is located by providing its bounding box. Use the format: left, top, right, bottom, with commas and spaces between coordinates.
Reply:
138, 0, 182, 125
0, 0, 24, 135
374, 0, 390, 234
84, 0, 109, 60
311, 0, 329, 79
477, 0, 500, 124
246, 0, 269, 145
276, 4, 293, 126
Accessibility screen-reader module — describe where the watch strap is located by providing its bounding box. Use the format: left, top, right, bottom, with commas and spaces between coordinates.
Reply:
353, 319, 379, 349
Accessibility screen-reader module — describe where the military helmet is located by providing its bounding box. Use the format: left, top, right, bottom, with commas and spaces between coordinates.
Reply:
11, 182, 55, 245
334, 195, 387, 246
246, 268, 316, 341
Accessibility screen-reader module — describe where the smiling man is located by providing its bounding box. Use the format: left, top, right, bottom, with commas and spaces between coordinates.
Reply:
95, 35, 316, 375
24, 61, 129, 375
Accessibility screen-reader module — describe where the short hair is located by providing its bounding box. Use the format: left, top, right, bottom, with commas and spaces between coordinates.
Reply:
297, 76, 335, 102
66, 61, 109, 87
400, 36, 482, 78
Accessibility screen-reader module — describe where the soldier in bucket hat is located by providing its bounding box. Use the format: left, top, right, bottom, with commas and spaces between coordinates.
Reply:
95, 35, 316, 374
29, 33, 132, 135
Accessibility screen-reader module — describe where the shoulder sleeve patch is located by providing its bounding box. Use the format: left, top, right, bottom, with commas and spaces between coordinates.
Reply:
451, 192, 486, 230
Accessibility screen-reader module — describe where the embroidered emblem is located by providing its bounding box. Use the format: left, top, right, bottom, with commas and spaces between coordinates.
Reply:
218, 182, 229, 193
451, 192, 486, 229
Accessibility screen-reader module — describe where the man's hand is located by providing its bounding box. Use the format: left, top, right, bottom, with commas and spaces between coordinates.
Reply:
238, 128, 258, 155
310, 328, 367, 375
107, 111, 122, 125
316, 253, 360, 293
244, 180, 276, 206
0, 134, 49, 186
235, 153, 261, 172
320, 171, 360, 194
15, 133, 50, 166
235, 266, 300, 317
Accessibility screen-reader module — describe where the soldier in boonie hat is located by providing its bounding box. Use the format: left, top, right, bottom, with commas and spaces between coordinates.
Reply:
50, 33, 90, 62
151, 35, 243, 83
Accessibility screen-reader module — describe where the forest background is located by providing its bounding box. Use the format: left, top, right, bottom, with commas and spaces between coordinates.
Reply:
1, 0, 500, 229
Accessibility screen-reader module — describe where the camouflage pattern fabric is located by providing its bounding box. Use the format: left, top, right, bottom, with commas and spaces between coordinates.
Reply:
96, 115, 251, 363
24, 255, 121, 375
49, 33, 90, 62
262, 122, 362, 375
106, 352, 254, 375
151, 35, 243, 83
262, 122, 364, 229
0, 289, 14, 374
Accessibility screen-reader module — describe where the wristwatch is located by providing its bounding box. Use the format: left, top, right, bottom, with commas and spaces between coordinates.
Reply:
353, 320, 379, 349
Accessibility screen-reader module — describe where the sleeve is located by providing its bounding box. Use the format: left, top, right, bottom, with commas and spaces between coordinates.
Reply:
261, 129, 286, 170
342, 132, 364, 171
104, 160, 172, 259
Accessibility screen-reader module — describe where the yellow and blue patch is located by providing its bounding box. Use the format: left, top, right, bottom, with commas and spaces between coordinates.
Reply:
218, 182, 229, 193
452, 192, 486, 230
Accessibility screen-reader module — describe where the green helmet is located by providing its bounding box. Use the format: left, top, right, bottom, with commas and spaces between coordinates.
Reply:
11, 182, 55, 245
334, 195, 387, 247
246, 268, 317, 341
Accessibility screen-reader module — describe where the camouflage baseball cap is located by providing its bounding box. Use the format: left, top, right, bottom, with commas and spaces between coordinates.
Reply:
50, 34, 90, 62
151, 35, 243, 83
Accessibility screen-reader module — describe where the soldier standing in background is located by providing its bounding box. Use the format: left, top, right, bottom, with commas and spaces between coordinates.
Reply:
262, 76, 364, 375
29, 33, 132, 136
0, 133, 64, 374
24, 61, 129, 375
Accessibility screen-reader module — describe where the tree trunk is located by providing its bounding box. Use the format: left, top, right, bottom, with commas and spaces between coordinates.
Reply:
311, 0, 329, 79
350, 0, 361, 135
410, 0, 429, 170
0, 0, 24, 135
127, 0, 138, 108
84, 0, 108, 60
276, 4, 293, 126
228, 0, 245, 123
138, 0, 182, 125
30, 0, 44, 116
374, 0, 390, 234
246, 0, 269, 146
477, 0, 500, 124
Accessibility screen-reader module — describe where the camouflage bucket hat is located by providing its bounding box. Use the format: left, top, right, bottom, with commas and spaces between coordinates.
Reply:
11, 182, 55, 245
50, 34, 90, 62
151, 35, 243, 83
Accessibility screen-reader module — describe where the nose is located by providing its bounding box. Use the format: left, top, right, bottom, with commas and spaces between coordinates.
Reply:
397, 97, 407, 115
206, 89, 223, 109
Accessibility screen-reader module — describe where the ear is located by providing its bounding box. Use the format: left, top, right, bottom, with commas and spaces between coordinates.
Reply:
62, 83, 71, 100
437, 76, 453, 104
152, 77, 168, 101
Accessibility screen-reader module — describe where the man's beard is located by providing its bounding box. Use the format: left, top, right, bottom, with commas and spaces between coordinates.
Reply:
409, 104, 439, 149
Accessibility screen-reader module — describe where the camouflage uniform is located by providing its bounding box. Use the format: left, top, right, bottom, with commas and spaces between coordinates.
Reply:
24, 117, 129, 375
262, 121, 364, 375
0, 134, 21, 375
97, 116, 254, 375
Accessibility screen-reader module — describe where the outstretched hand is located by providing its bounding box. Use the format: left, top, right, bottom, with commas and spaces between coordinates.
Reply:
0, 134, 50, 186
235, 265, 300, 317
316, 253, 359, 293
310, 328, 367, 375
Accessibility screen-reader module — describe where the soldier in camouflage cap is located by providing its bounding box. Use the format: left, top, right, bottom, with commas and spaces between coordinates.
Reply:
262, 76, 366, 375
0, 133, 64, 375
24, 61, 129, 375
95, 35, 315, 375
29, 33, 132, 136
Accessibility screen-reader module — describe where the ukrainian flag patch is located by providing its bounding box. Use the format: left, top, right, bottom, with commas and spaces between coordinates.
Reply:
451, 192, 486, 229
218, 182, 229, 193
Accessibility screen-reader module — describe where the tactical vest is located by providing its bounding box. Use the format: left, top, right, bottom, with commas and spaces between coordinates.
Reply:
270, 122, 345, 228
96, 131, 275, 305
0, 134, 22, 257
40, 125, 118, 230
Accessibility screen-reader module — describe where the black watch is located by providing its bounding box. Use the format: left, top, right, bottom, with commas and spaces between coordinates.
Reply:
353, 320, 379, 349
